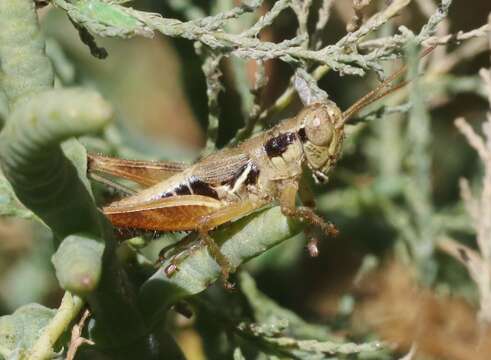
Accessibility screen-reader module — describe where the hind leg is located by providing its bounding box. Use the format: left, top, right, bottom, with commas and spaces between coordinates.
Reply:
160, 200, 265, 288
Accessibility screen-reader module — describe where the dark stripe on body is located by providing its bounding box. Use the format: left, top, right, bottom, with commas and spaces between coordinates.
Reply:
245, 163, 260, 185
221, 161, 260, 189
264, 132, 296, 158
159, 191, 173, 199
190, 178, 219, 199
158, 178, 216, 199
174, 182, 192, 195
297, 127, 307, 142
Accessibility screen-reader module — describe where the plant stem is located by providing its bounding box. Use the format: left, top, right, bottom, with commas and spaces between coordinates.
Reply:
28, 293, 84, 360
0, 0, 53, 107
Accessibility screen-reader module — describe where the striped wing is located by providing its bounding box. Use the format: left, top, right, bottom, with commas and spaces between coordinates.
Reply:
194, 151, 250, 185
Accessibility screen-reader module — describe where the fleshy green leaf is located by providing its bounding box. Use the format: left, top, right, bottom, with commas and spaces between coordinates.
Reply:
0, 173, 33, 219
0, 304, 56, 359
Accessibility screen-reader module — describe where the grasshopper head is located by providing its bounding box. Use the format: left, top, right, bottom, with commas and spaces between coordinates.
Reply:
299, 101, 344, 184
296, 47, 435, 184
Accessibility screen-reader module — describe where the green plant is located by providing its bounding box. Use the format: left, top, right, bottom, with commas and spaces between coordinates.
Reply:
0, 0, 490, 359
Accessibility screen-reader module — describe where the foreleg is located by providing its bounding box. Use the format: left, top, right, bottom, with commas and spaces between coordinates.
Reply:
278, 180, 338, 256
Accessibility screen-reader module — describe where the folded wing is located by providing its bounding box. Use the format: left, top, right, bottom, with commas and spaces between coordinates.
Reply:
88, 154, 189, 187
103, 194, 223, 231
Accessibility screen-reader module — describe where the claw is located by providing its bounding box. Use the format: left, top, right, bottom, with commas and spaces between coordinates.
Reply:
164, 263, 179, 277
307, 237, 320, 257
223, 279, 236, 291
158, 230, 235, 288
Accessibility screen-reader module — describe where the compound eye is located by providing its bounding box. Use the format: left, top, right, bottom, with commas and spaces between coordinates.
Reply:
304, 110, 333, 146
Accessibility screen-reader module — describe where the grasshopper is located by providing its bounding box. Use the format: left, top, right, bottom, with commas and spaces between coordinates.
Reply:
88, 49, 429, 286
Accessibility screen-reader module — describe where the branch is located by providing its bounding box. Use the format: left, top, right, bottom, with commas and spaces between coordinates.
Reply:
312, 0, 335, 49
200, 50, 223, 154
256, 0, 414, 124
451, 19, 491, 322
52, 0, 408, 76
359, 24, 490, 50
242, 0, 292, 38
402, 41, 436, 263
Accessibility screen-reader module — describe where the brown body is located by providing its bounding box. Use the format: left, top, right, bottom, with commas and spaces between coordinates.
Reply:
90, 102, 343, 236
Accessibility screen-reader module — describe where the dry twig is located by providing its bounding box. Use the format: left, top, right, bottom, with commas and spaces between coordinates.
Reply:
66, 309, 94, 360
347, 0, 373, 33
448, 18, 491, 322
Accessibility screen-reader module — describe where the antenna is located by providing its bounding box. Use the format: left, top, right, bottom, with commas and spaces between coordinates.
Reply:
341, 46, 435, 123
